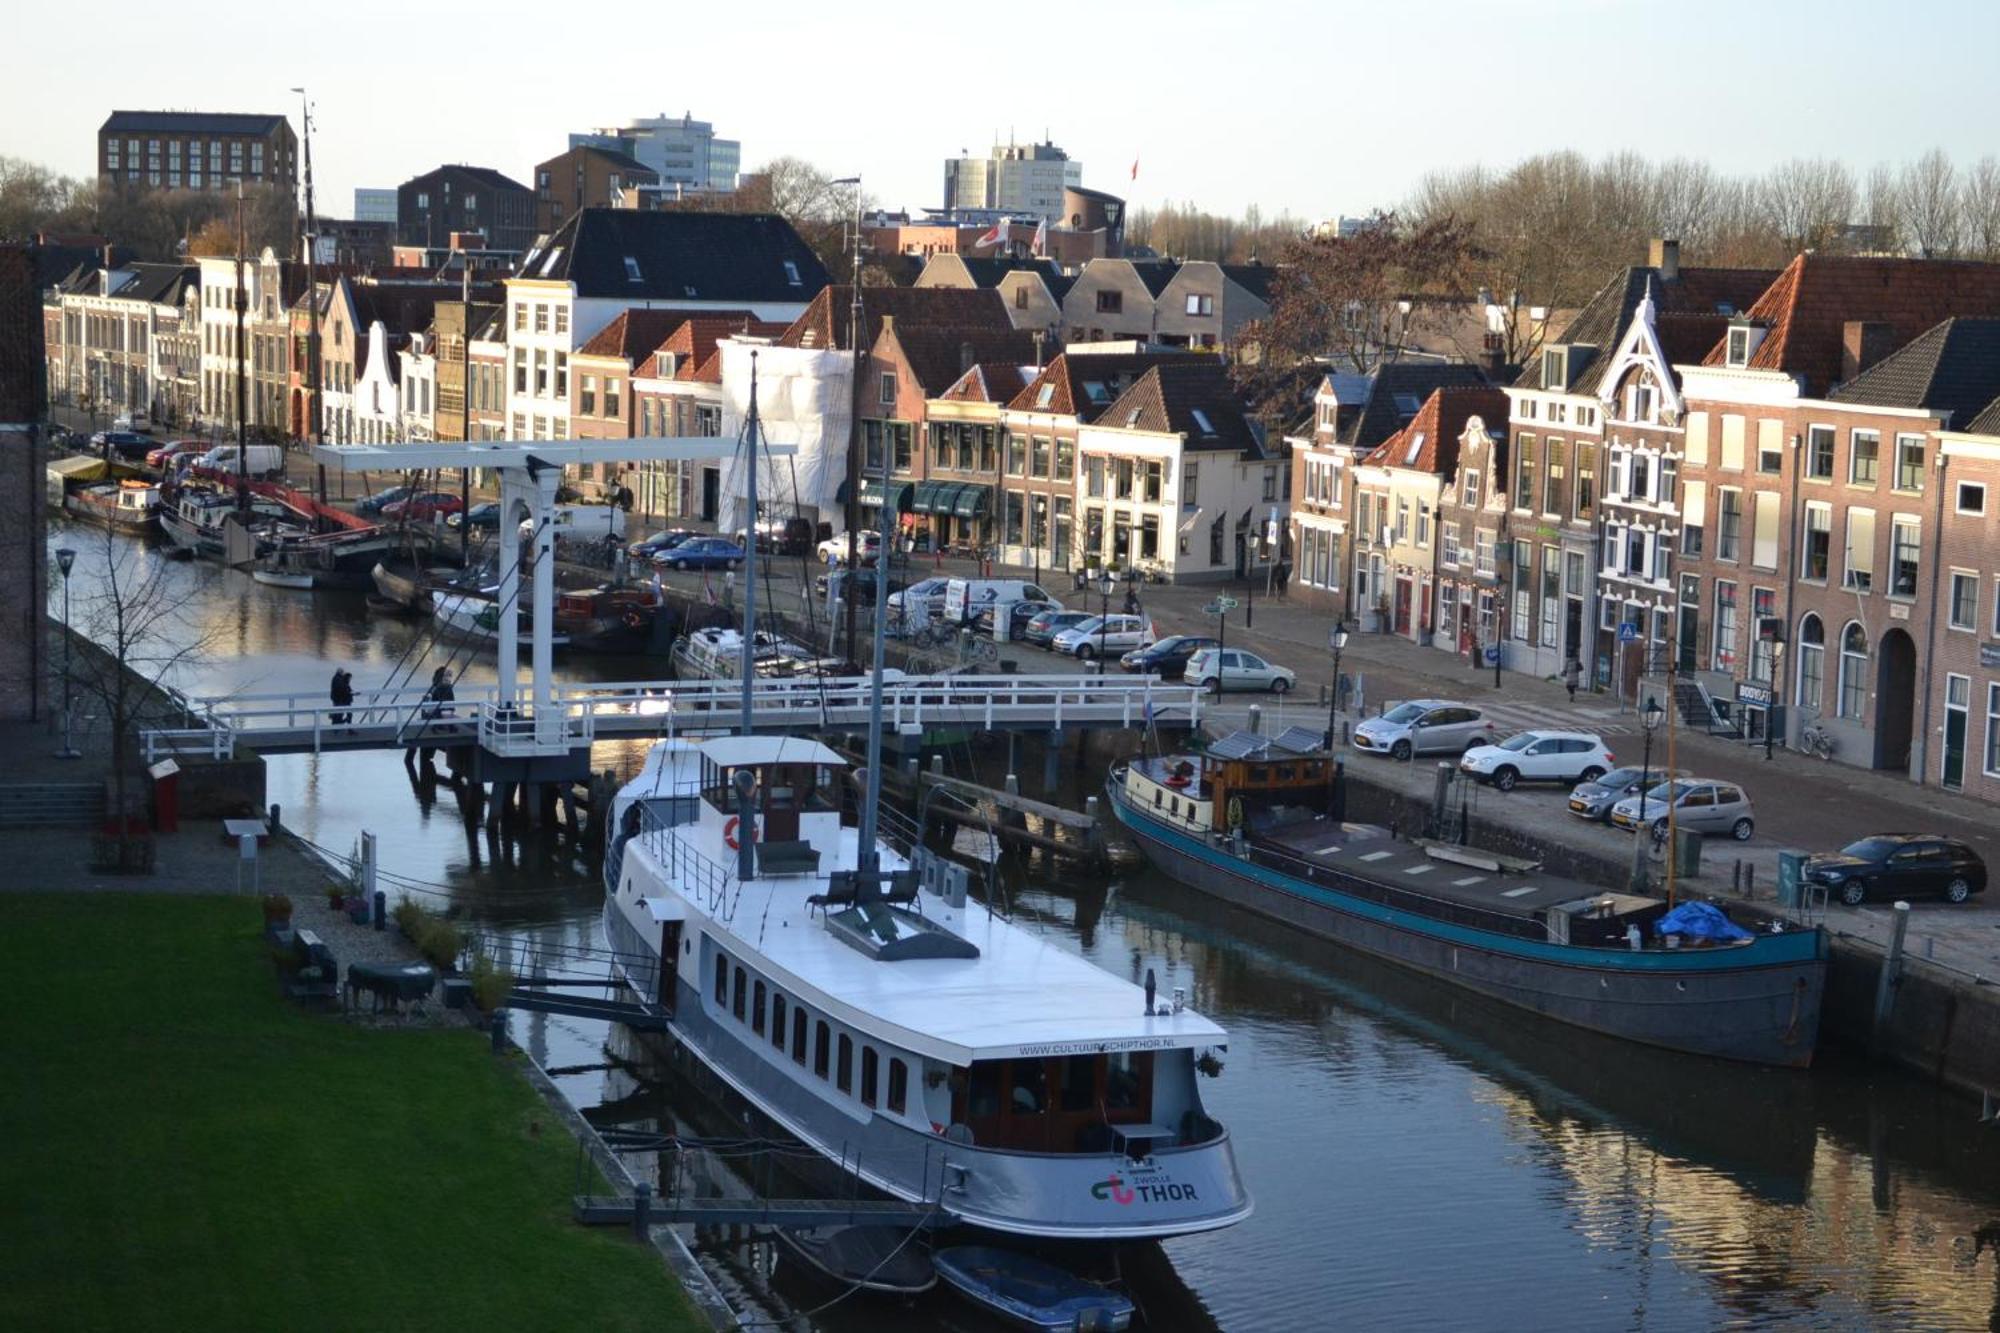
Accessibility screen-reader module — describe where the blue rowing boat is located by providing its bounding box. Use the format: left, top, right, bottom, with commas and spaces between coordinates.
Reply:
933, 1246, 1134, 1332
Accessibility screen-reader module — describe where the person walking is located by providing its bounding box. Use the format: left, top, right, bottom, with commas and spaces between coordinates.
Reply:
1562, 654, 1583, 702
1123, 585, 1143, 616
423, 666, 456, 719
328, 668, 354, 726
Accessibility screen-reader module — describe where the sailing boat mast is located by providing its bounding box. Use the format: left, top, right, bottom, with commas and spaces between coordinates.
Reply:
233, 182, 249, 516
294, 87, 325, 502
735, 352, 763, 882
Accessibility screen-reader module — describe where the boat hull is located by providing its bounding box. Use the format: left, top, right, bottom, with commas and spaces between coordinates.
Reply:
1108, 779, 1826, 1067
61, 495, 158, 535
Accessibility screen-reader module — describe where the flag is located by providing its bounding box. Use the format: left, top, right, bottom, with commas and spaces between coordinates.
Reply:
1032, 216, 1047, 255
974, 218, 1011, 249
1130, 156, 1139, 181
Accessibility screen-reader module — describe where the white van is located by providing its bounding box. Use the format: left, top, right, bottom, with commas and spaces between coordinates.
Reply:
519, 504, 628, 541
942, 577, 1055, 625
195, 444, 285, 477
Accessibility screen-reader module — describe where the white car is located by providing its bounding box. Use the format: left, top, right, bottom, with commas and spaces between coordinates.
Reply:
1051, 614, 1154, 659
1185, 647, 1296, 694
1352, 700, 1495, 759
817, 530, 882, 565
1459, 730, 1616, 792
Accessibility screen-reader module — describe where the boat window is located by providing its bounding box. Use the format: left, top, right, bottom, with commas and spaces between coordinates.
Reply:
1105, 1051, 1151, 1115
1249, 766, 1268, 783
860, 1047, 879, 1107
968, 1062, 1003, 1118
1060, 1055, 1096, 1112
770, 994, 787, 1050
1010, 1060, 1047, 1113
713, 953, 727, 1005
731, 967, 746, 1021
751, 981, 766, 1034
814, 1021, 831, 1079
1153, 788, 1163, 807
836, 1034, 854, 1094
887, 1059, 908, 1114
792, 1009, 808, 1064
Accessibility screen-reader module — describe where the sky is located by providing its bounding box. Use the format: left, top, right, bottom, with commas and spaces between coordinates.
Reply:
5, 0, 1997, 225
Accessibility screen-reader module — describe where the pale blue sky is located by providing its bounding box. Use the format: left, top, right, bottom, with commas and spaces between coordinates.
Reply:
5, 0, 1993, 223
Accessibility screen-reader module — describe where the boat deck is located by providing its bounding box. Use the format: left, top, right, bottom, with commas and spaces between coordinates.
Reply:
1256, 818, 1638, 921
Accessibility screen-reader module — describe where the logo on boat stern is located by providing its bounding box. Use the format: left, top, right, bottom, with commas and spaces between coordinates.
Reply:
1090, 1170, 1197, 1205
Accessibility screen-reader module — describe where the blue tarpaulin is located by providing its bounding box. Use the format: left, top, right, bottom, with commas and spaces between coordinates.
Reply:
1654, 901, 1754, 942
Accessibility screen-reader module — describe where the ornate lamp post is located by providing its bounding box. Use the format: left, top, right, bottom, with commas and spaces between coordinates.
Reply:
1324, 619, 1349, 750
1630, 696, 1664, 889
55, 547, 80, 759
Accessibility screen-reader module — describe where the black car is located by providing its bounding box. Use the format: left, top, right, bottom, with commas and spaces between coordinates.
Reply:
1120, 634, 1220, 679
628, 528, 696, 557
813, 570, 909, 606
738, 516, 815, 556
1805, 834, 1988, 906
448, 501, 502, 531
91, 430, 154, 462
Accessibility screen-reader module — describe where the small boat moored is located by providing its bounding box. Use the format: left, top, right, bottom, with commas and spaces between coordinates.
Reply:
773, 1225, 936, 1295
934, 1246, 1133, 1332
250, 567, 316, 589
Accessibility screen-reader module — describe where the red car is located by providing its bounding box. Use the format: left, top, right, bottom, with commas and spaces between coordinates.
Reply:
379, 491, 465, 520
144, 439, 206, 469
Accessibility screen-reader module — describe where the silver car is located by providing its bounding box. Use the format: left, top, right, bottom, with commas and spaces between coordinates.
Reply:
1185, 647, 1296, 694
1353, 699, 1495, 760
1609, 778, 1755, 841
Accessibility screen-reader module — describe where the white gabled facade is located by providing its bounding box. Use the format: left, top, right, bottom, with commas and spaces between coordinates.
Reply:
351, 321, 402, 444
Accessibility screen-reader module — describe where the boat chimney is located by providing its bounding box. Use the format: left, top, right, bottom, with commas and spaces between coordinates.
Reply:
1144, 967, 1157, 1016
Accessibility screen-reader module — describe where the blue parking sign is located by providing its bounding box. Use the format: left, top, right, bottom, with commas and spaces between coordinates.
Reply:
1617, 622, 1640, 643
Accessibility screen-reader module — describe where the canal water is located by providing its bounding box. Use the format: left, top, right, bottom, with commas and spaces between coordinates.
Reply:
53, 531, 2000, 1330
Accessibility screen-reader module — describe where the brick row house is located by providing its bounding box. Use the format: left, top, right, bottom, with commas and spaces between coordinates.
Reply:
1349, 385, 1508, 642
632, 315, 784, 522
1931, 406, 2000, 802
1672, 255, 2000, 776
1287, 361, 1492, 620
921, 362, 1032, 553
47, 261, 197, 426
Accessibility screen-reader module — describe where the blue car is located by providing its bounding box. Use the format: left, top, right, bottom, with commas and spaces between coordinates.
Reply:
1121, 633, 1219, 679
656, 536, 745, 571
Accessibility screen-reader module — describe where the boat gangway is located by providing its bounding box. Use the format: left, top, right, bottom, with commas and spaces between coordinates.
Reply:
139, 673, 1206, 762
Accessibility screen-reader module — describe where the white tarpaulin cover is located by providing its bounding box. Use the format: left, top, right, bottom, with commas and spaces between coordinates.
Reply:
717, 340, 854, 535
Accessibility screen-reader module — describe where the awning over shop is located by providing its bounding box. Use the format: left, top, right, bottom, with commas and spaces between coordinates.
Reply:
857, 479, 914, 511
951, 484, 992, 517
910, 481, 959, 515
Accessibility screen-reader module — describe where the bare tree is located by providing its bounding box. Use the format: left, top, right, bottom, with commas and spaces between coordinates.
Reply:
1861, 162, 1903, 253
1900, 148, 1963, 258
1759, 157, 1856, 252
61, 528, 217, 854
1962, 156, 2000, 260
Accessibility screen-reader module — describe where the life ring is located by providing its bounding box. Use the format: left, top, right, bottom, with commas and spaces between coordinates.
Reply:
623, 607, 646, 630
724, 815, 754, 850
1225, 796, 1245, 831
1165, 773, 1190, 789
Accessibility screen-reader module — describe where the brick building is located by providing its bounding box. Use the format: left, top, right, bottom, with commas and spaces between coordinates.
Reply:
0, 243, 49, 723
1931, 405, 2000, 801
534, 145, 660, 234
97, 111, 295, 193
922, 362, 1032, 553
398, 165, 536, 255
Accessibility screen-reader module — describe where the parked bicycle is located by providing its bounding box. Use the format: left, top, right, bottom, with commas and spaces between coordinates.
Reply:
1800, 722, 1839, 760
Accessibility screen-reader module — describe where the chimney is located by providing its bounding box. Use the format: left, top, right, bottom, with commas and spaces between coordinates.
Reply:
1648, 238, 1680, 282
1841, 321, 1895, 382
1479, 332, 1505, 382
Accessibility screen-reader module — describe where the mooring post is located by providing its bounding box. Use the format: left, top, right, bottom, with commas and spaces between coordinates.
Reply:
1247, 704, 1262, 735
1083, 794, 1105, 868
1430, 763, 1452, 839
373, 889, 385, 931
268, 802, 281, 833
1043, 729, 1062, 796
1870, 901, 1912, 1057
1329, 758, 1347, 822
361, 831, 378, 905
631, 1181, 652, 1241
490, 1007, 507, 1053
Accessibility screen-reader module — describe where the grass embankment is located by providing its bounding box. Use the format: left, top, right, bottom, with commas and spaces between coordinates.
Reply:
0, 894, 702, 1332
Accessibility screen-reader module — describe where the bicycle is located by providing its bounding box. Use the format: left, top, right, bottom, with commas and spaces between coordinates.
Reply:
1799, 722, 1838, 761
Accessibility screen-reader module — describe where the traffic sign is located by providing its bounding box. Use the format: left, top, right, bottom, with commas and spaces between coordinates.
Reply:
1203, 597, 1239, 616
1617, 621, 1640, 643
1483, 646, 1501, 666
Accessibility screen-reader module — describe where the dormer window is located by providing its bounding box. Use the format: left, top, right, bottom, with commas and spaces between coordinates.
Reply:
783, 261, 802, 287
1191, 408, 1217, 436
1627, 381, 1656, 422
623, 256, 642, 283
1725, 320, 1766, 368
1542, 346, 1568, 391
1402, 431, 1425, 466
1036, 382, 1056, 408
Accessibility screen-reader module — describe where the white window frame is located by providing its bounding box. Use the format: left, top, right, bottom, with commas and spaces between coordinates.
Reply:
1958, 481, 1988, 515
1948, 569, 1979, 631
1986, 682, 2000, 779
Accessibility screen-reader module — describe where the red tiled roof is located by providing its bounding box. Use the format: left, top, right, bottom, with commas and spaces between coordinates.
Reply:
575, 307, 721, 366
1094, 360, 1261, 454
1703, 255, 2000, 394
633, 314, 783, 381
1008, 350, 1213, 421
777, 284, 1010, 350
1362, 385, 1509, 475
877, 322, 1038, 398
938, 362, 1034, 403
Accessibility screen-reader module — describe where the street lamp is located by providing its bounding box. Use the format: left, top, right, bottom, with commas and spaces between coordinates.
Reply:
54, 546, 79, 759
1324, 619, 1350, 750
1631, 696, 1664, 888
1096, 571, 1117, 676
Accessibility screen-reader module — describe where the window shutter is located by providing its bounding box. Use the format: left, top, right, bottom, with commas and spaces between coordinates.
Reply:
1752, 492, 1779, 570
1846, 509, 1876, 583
1681, 479, 1707, 528
1720, 415, 1746, 470
1683, 412, 1710, 466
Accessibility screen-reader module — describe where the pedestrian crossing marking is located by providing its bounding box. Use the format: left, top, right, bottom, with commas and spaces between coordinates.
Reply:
1452, 875, 1486, 886
1501, 886, 1538, 898
1402, 864, 1435, 875
1359, 850, 1393, 862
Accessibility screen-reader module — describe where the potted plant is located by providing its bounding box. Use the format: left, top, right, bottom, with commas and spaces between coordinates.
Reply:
261, 892, 293, 931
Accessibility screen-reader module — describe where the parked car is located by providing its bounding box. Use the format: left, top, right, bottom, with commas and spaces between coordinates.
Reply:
818, 530, 882, 566
379, 491, 464, 520
657, 536, 745, 570
1566, 766, 1688, 822
520, 504, 626, 542
738, 515, 814, 556
356, 485, 414, 515
1804, 835, 1988, 906
194, 444, 286, 478
92, 430, 155, 462
448, 501, 502, 532
814, 569, 909, 607
1185, 647, 1296, 694
1024, 609, 1096, 647
113, 412, 150, 432
629, 528, 697, 558
144, 439, 205, 469
1609, 778, 1755, 841
1120, 634, 1220, 680
1052, 614, 1153, 659
1459, 731, 1616, 792
886, 576, 954, 623
1353, 700, 1495, 760
977, 598, 1064, 639
943, 578, 1055, 625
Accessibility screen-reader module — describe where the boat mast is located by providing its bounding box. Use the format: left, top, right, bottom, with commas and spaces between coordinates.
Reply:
294, 87, 325, 504
233, 182, 249, 516
736, 352, 762, 882
854, 364, 893, 892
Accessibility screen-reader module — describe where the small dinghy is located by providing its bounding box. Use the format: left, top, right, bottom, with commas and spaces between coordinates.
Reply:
934, 1247, 1134, 1332
250, 568, 315, 590
773, 1225, 936, 1294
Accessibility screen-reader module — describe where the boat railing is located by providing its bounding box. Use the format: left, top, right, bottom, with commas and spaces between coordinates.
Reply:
637, 802, 738, 918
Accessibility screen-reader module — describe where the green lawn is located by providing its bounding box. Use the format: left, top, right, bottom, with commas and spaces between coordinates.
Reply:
0, 895, 704, 1332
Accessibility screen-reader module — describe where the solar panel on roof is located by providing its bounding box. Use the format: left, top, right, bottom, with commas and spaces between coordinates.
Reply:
1270, 726, 1327, 754
1204, 731, 1268, 760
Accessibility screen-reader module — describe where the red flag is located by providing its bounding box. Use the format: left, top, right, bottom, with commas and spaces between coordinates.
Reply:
1130, 157, 1139, 181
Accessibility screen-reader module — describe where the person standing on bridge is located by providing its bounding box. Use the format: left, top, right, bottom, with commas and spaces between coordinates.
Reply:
329, 668, 354, 725
423, 667, 456, 719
